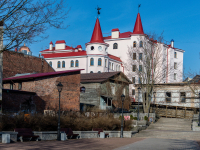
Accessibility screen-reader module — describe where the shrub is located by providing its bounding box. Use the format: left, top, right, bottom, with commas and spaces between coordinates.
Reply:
144, 116, 148, 121
130, 115, 134, 120
133, 117, 137, 120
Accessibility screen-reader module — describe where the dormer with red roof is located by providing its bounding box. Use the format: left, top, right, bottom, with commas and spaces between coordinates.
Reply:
111, 28, 119, 38
49, 41, 53, 51
55, 40, 66, 50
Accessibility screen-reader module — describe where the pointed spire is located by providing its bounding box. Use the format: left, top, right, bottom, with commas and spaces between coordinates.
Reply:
90, 18, 104, 43
133, 13, 144, 35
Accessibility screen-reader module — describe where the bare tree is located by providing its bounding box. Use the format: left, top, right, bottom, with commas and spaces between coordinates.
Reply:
0, 0, 70, 52
124, 33, 179, 113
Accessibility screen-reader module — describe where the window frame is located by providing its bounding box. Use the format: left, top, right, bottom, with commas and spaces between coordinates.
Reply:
133, 41, 136, 47
166, 92, 171, 103
62, 61, 65, 68
139, 53, 143, 60
139, 41, 143, 47
75, 60, 79, 67
133, 53, 136, 60
132, 65, 136, 72
180, 92, 186, 103
57, 61, 61, 68
174, 52, 177, 58
70, 60, 74, 67
174, 62, 177, 69
90, 58, 94, 66
139, 65, 142, 72
113, 43, 118, 49
98, 58, 102, 66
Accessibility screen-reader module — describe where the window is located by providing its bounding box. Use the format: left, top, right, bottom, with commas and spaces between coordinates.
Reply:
133, 41, 136, 47
112, 63, 114, 70
116, 65, 118, 71
132, 65, 136, 72
10, 83, 13, 90
90, 58, 94, 66
166, 92, 171, 103
132, 77, 135, 83
62, 61, 65, 68
109, 62, 111, 69
174, 73, 177, 80
174, 62, 177, 69
132, 89, 135, 95
139, 65, 142, 72
49, 61, 52, 67
105, 59, 107, 67
139, 53, 143, 60
75, 60, 79, 67
98, 58, 102, 66
91, 46, 94, 50
113, 43, 118, 49
98, 71, 101, 73
138, 77, 142, 84
174, 52, 177, 58
111, 86, 115, 95
18, 82, 22, 90
90, 71, 93, 73
118, 65, 120, 71
57, 61, 61, 68
139, 41, 143, 47
70, 60, 74, 67
133, 53, 136, 60
180, 92, 186, 103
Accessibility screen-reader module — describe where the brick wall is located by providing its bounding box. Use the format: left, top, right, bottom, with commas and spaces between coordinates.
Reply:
3, 72, 81, 113
3, 51, 54, 78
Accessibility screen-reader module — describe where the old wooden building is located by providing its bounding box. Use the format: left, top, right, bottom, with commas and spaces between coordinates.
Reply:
80, 72, 131, 110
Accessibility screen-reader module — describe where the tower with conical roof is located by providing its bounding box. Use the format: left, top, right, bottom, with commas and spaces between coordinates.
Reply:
132, 13, 144, 35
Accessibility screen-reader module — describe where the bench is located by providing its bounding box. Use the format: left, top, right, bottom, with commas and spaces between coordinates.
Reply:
60, 128, 79, 139
14, 128, 40, 142
92, 128, 109, 138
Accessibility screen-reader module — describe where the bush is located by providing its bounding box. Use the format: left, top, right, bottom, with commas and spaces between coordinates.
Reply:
133, 117, 137, 120
144, 116, 148, 121
130, 115, 134, 120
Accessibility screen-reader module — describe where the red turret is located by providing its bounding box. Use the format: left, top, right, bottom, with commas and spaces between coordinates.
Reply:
133, 13, 144, 35
90, 18, 104, 43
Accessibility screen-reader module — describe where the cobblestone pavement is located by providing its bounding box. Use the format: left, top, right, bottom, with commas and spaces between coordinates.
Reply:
0, 138, 145, 150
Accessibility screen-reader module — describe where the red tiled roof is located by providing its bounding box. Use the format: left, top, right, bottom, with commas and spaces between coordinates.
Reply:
41, 51, 87, 58
40, 46, 74, 52
89, 18, 105, 43
3, 69, 84, 81
77, 45, 82, 48
111, 28, 119, 32
104, 31, 132, 40
108, 54, 122, 62
55, 40, 66, 44
133, 13, 144, 35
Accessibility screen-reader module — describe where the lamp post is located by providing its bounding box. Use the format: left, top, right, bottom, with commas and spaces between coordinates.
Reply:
57, 82, 63, 141
120, 94, 125, 138
137, 87, 141, 121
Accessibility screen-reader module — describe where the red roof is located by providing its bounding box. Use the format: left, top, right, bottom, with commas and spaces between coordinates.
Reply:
104, 31, 132, 40
41, 51, 87, 58
133, 13, 144, 35
40, 45, 74, 52
108, 54, 122, 62
90, 18, 105, 43
55, 40, 66, 44
77, 45, 82, 48
112, 28, 119, 32
50, 41, 53, 44
3, 69, 84, 81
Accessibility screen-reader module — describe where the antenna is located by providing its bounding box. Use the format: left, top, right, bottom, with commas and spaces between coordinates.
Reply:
138, 4, 141, 13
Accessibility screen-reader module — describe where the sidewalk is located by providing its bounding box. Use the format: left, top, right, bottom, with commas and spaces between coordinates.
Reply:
0, 138, 145, 150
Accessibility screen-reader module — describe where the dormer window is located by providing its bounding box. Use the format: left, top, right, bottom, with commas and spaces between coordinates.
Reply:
113, 43, 118, 49
133, 41, 136, 47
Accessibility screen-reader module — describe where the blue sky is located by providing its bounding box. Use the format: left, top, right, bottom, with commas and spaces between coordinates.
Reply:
29, 0, 200, 77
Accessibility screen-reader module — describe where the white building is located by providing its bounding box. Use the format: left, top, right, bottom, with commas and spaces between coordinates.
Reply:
40, 13, 184, 99
40, 19, 122, 74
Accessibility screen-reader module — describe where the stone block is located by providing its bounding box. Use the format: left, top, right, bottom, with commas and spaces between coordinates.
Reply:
2, 134, 10, 143
100, 132, 105, 138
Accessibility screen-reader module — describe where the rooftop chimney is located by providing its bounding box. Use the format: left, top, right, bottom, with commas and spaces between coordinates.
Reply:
171, 39, 174, 48
49, 41, 53, 50
111, 28, 119, 38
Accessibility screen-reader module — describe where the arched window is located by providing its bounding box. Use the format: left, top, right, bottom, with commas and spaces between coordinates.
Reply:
75, 60, 79, 67
133, 41, 136, 47
70, 60, 74, 67
112, 63, 114, 70
139, 41, 143, 47
62, 61, 65, 68
113, 43, 118, 49
90, 71, 93, 73
98, 58, 102, 66
57, 61, 61, 68
118, 65, 120, 71
49, 61, 52, 67
98, 71, 101, 73
116, 65, 118, 71
90, 58, 94, 66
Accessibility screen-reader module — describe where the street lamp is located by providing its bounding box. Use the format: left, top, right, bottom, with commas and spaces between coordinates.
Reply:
57, 82, 63, 141
120, 94, 125, 138
137, 87, 141, 121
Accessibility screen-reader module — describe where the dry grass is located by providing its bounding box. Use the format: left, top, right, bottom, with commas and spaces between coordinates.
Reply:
0, 112, 133, 131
